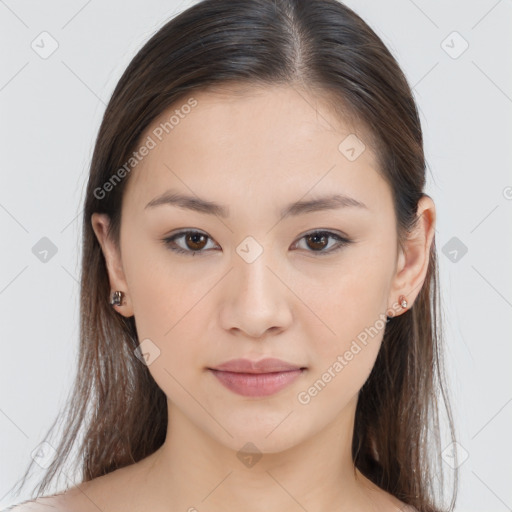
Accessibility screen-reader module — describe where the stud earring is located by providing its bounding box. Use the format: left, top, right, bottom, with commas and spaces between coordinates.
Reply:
399, 295, 408, 309
110, 290, 124, 307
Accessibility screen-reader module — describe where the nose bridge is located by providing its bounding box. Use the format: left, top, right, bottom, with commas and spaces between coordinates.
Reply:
221, 234, 292, 337
234, 234, 278, 306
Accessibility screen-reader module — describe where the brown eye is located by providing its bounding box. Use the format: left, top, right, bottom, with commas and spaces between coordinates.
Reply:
184, 232, 208, 250
293, 230, 353, 255
305, 232, 329, 251
162, 230, 217, 255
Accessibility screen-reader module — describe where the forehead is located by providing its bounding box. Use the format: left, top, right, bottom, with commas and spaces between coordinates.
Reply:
123, 84, 387, 215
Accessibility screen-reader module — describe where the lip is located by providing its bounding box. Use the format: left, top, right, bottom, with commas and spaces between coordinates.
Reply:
210, 357, 304, 374
208, 358, 306, 397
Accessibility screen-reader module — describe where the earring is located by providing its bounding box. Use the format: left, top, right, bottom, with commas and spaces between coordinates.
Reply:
110, 290, 124, 307
399, 295, 408, 309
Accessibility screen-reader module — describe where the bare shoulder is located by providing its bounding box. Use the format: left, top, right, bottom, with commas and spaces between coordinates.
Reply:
5, 452, 160, 512
398, 505, 419, 512
29, 460, 152, 512
4, 483, 106, 512
3, 471, 124, 512
386, 494, 420, 512
396, 504, 418, 512
355, 470, 419, 512
2, 494, 69, 511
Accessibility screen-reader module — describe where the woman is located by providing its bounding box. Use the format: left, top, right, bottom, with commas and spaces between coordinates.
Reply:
6, 0, 458, 511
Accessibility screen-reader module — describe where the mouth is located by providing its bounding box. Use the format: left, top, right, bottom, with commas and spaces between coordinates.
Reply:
209, 357, 306, 374
207, 358, 307, 397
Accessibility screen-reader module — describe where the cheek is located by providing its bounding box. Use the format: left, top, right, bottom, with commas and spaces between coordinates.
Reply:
298, 284, 386, 411
125, 261, 206, 401
299, 252, 391, 377
124, 238, 205, 336
123, 245, 222, 385
122, 252, 186, 363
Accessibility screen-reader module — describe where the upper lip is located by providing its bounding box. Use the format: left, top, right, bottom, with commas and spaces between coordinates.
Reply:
209, 358, 305, 374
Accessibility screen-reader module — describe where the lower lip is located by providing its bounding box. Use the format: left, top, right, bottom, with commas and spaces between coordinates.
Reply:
209, 369, 304, 397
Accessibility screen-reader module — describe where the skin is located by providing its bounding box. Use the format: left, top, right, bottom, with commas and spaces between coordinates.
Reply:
29, 84, 433, 512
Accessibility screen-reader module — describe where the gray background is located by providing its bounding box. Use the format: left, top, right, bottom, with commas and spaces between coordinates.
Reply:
1, 0, 511, 510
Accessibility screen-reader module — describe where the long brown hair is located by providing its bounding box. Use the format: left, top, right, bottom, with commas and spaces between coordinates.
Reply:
10, 1, 458, 510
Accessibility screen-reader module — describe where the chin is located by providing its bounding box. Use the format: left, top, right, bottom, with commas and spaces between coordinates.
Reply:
206, 414, 313, 455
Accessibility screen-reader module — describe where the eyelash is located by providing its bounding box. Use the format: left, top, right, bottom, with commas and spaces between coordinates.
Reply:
161, 229, 353, 257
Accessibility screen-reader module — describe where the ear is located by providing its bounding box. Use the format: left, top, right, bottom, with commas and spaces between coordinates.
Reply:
91, 213, 134, 317
387, 195, 436, 317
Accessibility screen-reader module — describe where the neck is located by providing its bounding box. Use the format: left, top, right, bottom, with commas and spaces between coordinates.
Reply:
143, 394, 384, 512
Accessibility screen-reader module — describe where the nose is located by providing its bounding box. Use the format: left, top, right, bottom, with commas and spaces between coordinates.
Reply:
218, 249, 293, 339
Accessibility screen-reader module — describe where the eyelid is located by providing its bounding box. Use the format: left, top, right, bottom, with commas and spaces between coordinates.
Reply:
163, 229, 219, 255
162, 228, 353, 256
291, 230, 352, 254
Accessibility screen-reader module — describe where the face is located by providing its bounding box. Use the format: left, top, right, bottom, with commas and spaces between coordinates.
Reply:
93, 84, 415, 454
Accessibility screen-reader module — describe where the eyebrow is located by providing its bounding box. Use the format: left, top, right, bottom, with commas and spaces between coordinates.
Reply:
144, 189, 368, 219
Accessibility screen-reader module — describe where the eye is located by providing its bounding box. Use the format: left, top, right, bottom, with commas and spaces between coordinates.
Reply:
162, 229, 353, 256
162, 230, 218, 256
291, 230, 353, 255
